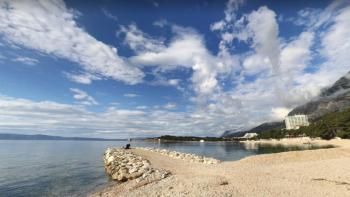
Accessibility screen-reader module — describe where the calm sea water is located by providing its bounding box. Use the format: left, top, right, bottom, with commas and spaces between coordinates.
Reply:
0, 140, 333, 197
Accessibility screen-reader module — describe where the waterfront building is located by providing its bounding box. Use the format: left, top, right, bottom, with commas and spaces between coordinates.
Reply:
242, 133, 258, 139
285, 115, 310, 130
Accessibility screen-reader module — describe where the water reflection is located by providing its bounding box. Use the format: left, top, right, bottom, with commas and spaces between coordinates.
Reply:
242, 142, 259, 150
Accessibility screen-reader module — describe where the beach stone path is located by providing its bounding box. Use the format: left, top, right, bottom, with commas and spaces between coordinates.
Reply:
138, 147, 220, 164
104, 148, 170, 183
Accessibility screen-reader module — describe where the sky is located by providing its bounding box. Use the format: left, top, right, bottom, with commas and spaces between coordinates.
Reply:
0, 0, 349, 138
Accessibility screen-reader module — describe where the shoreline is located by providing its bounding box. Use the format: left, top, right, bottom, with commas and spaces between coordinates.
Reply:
240, 137, 349, 148
90, 139, 350, 197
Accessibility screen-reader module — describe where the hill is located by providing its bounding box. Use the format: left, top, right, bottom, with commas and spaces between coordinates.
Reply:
221, 122, 284, 137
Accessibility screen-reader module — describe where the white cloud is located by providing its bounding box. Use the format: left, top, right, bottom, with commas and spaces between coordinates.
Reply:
149, 77, 181, 88
271, 107, 290, 120
0, 95, 239, 137
129, 25, 239, 102
242, 53, 270, 75
101, 7, 118, 21
0, 0, 144, 84
246, 6, 281, 74
119, 1, 349, 134
210, 20, 225, 31
280, 31, 314, 74
202, 1, 350, 133
118, 24, 165, 54
321, 5, 350, 70
168, 79, 180, 86
1, 0, 349, 137
64, 72, 101, 85
70, 88, 98, 106
153, 19, 168, 28
163, 102, 177, 110
136, 105, 148, 110
210, 0, 245, 30
124, 93, 140, 98
13, 56, 39, 65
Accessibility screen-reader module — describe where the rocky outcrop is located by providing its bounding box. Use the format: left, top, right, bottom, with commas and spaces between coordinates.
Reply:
138, 147, 220, 164
103, 148, 170, 182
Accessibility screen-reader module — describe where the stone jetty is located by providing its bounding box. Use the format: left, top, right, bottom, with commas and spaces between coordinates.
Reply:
103, 148, 170, 182
138, 147, 220, 164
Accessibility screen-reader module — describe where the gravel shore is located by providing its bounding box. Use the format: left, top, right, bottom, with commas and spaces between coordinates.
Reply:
90, 139, 350, 197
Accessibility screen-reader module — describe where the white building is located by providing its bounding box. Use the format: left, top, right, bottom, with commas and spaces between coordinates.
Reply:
285, 115, 309, 130
242, 133, 258, 139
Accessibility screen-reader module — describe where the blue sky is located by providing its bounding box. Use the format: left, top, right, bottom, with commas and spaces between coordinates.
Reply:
0, 0, 349, 138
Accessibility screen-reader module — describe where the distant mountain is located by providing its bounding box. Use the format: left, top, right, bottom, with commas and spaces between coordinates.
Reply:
222, 121, 284, 137
288, 71, 350, 120
223, 71, 350, 137
0, 133, 125, 141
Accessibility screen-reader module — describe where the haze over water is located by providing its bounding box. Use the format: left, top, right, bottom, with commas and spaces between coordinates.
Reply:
0, 140, 333, 197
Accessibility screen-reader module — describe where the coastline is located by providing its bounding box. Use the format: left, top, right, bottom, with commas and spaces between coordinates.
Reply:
90, 139, 350, 197
240, 137, 347, 147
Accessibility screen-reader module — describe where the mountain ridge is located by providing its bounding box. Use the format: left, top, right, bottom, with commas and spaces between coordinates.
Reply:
222, 71, 350, 137
288, 71, 350, 120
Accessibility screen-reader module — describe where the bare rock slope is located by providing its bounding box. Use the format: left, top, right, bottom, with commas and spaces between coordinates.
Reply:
289, 71, 350, 120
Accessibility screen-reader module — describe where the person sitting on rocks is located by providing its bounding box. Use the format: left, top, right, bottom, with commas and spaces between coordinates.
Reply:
124, 143, 131, 149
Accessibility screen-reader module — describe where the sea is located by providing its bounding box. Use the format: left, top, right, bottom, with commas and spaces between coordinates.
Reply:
0, 140, 333, 197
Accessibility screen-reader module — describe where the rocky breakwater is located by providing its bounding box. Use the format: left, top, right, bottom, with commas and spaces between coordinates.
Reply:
138, 147, 220, 164
104, 148, 170, 183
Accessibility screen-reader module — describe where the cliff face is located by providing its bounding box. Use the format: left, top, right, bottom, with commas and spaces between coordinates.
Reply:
288, 71, 350, 120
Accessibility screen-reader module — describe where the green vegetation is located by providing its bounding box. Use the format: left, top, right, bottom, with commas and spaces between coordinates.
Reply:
259, 108, 350, 140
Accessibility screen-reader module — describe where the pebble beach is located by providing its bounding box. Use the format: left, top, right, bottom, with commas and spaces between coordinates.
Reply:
90, 139, 350, 197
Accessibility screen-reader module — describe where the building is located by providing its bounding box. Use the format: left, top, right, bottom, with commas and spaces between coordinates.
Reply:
285, 115, 309, 130
242, 133, 258, 139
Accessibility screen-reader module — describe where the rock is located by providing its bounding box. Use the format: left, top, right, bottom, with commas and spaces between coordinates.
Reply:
129, 171, 143, 179
103, 147, 171, 183
117, 173, 127, 181
129, 168, 138, 173
111, 172, 119, 180
106, 156, 114, 164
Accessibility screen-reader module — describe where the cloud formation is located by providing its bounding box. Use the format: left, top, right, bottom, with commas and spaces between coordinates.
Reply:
129, 25, 238, 104
124, 93, 140, 98
0, 0, 350, 137
70, 88, 98, 106
0, 0, 144, 84
0, 95, 239, 138
13, 56, 39, 65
